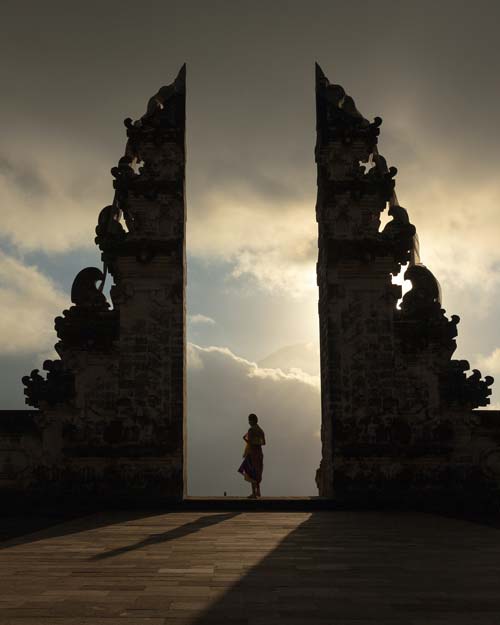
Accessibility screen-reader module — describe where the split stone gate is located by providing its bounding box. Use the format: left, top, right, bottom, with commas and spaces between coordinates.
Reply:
1, 65, 500, 507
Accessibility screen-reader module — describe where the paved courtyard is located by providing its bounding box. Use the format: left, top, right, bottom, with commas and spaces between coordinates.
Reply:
1, 509, 500, 624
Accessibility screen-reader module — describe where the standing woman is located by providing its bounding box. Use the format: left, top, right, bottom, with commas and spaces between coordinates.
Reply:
238, 413, 266, 498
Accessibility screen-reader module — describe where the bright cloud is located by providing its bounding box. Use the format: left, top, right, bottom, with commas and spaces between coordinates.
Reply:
477, 348, 500, 383
189, 313, 216, 325
258, 342, 320, 376
188, 181, 317, 297
187, 343, 321, 496
381, 111, 500, 315
0, 251, 67, 354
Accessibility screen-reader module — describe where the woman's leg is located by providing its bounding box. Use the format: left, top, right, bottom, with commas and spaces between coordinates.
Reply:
249, 482, 257, 498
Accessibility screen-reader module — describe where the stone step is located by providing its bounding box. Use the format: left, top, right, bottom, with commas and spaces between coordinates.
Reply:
180, 496, 338, 512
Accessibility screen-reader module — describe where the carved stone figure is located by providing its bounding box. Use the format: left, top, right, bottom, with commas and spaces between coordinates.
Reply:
70, 267, 108, 309
322, 80, 369, 126
381, 205, 417, 264
142, 84, 177, 122
95, 204, 127, 268
400, 264, 442, 315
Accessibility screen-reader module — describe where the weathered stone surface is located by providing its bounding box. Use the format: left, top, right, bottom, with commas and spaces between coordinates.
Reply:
315, 63, 499, 507
0, 411, 42, 496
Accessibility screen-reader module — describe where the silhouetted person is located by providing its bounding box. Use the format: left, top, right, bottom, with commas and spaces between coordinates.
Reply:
238, 413, 266, 498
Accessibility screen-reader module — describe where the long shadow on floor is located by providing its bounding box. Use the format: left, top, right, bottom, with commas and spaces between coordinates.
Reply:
0, 509, 168, 549
193, 510, 500, 624
90, 512, 239, 561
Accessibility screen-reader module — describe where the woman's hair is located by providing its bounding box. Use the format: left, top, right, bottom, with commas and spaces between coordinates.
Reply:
248, 413, 258, 423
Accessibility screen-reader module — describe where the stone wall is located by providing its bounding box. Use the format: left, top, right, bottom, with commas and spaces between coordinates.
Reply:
0, 411, 41, 499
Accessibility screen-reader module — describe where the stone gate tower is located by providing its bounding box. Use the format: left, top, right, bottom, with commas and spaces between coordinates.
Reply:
315, 64, 500, 507
19, 66, 187, 502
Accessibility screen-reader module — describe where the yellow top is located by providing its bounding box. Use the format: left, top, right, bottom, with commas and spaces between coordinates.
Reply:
243, 425, 266, 456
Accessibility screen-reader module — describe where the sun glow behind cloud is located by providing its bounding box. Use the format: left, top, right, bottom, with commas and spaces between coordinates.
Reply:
188, 191, 318, 297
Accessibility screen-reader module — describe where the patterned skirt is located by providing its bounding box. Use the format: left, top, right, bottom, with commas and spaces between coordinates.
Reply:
238, 446, 264, 484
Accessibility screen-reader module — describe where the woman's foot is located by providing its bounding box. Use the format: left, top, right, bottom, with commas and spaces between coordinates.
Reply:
247, 493, 257, 499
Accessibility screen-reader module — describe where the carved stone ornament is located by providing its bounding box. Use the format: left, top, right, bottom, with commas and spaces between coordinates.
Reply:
22, 360, 75, 408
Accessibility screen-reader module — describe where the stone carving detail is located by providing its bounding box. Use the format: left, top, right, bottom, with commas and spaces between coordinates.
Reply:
442, 360, 494, 408
22, 360, 75, 409
395, 264, 459, 354
401, 264, 441, 313
53, 268, 118, 352
70, 267, 108, 308
95, 205, 126, 268
381, 205, 417, 265
315, 65, 378, 140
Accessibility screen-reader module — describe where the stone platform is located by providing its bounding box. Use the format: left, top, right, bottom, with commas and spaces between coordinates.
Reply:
1, 508, 500, 624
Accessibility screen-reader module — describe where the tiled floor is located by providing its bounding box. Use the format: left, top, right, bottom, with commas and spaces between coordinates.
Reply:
1, 509, 500, 624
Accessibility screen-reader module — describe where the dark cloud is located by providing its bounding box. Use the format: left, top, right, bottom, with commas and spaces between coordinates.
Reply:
193, 155, 308, 206
0, 155, 49, 197
2, 0, 498, 210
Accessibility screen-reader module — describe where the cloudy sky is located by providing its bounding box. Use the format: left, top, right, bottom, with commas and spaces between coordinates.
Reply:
1, 1, 499, 495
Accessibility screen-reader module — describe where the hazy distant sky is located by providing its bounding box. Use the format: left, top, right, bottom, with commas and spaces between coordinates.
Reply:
1, 1, 499, 495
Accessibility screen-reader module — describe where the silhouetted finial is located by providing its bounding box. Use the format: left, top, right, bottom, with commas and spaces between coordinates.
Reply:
175, 64, 186, 92
315, 62, 328, 88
